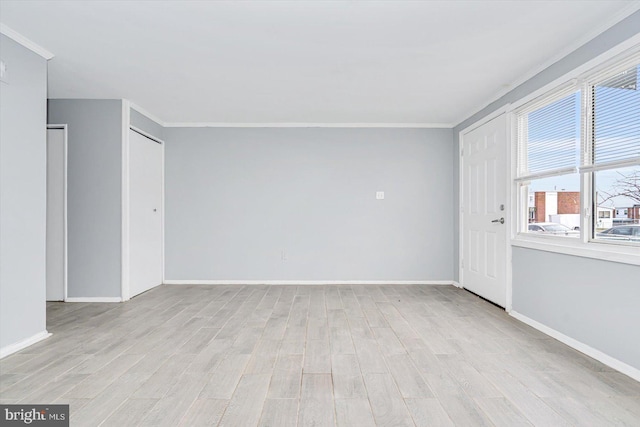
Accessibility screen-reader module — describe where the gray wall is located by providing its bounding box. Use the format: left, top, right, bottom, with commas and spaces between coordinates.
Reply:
513, 248, 640, 370
0, 35, 48, 350
164, 127, 453, 281
130, 108, 164, 141
48, 99, 123, 298
452, 11, 640, 371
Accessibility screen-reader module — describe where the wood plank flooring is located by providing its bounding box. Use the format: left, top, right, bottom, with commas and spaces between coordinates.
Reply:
1, 284, 639, 426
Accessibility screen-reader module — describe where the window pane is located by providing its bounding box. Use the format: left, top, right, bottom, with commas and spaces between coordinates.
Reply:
594, 165, 640, 242
592, 64, 640, 165
525, 173, 580, 237
521, 92, 580, 176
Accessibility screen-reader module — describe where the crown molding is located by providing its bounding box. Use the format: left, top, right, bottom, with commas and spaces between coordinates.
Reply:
163, 122, 453, 128
129, 101, 167, 127
0, 24, 54, 60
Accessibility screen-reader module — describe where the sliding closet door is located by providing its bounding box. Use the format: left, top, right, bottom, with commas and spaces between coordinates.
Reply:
129, 129, 163, 297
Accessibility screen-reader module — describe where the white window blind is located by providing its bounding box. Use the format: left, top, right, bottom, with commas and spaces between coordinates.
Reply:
582, 62, 640, 172
516, 91, 580, 181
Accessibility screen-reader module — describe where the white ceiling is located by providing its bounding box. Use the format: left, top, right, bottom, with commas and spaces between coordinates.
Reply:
1, 1, 639, 126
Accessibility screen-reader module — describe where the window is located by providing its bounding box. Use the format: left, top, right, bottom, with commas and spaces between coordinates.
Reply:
589, 62, 640, 243
516, 90, 581, 238
515, 53, 640, 247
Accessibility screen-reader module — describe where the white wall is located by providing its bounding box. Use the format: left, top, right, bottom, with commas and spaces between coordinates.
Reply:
164, 127, 454, 282
0, 34, 48, 352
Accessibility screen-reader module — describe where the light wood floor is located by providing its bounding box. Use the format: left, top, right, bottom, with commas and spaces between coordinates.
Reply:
1, 285, 639, 426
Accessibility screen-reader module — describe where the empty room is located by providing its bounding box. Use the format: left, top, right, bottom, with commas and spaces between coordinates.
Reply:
1, 1, 640, 426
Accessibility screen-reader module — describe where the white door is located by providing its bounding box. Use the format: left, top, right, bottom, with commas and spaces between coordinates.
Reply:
462, 114, 508, 308
129, 129, 163, 297
46, 127, 66, 301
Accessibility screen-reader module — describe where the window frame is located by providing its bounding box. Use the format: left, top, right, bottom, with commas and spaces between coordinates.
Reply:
509, 44, 640, 266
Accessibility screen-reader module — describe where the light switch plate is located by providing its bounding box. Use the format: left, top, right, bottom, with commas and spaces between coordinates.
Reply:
376, 191, 384, 200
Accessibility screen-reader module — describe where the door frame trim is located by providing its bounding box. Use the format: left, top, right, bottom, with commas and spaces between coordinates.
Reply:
46, 124, 68, 302
121, 101, 131, 301
458, 106, 513, 311
121, 100, 165, 301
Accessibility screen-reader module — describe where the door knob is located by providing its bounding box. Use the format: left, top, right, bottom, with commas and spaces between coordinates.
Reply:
491, 217, 505, 224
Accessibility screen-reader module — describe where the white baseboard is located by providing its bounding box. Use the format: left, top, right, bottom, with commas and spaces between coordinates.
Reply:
510, 310, 640, 382
452, 281, 462, 288
65, 297, 122, 303
163, 280, 455, 286
0, 330, 52, 359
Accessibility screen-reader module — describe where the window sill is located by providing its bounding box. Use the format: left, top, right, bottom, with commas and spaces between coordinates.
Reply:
511, 235, 640, 266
